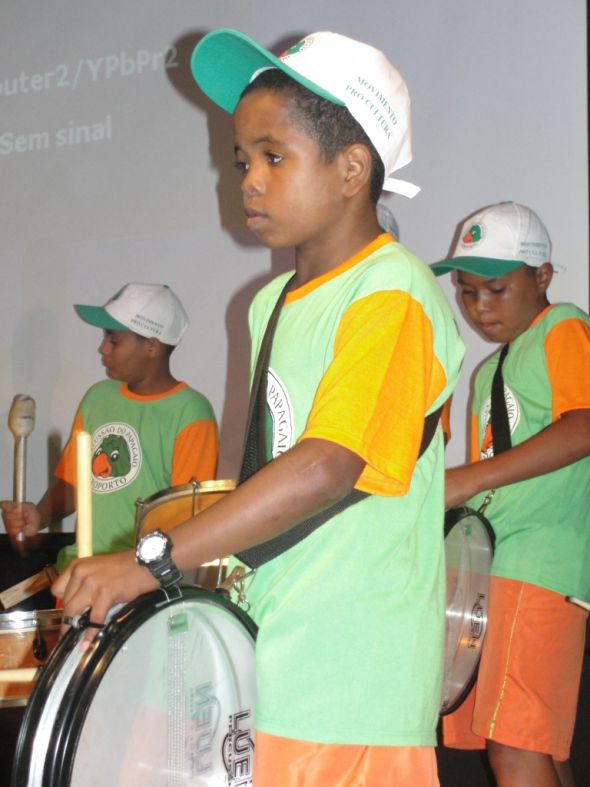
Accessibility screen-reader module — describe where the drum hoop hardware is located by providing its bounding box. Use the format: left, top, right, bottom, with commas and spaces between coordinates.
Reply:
62, 610, 106, 631
477, 488, 496, 516
156, 584, 183, 606
219, 566, 256, 612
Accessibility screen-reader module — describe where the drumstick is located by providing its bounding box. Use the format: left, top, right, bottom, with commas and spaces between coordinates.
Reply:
76, 430, 93, 558
567, 596, 590, 613
0, 667, 39, 683
8, 394, 36, 505
7, 394, 36, 552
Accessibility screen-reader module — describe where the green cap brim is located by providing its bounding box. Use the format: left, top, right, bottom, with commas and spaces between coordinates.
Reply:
191, 28, 344, 113
430, 257, 525, 278
74, 304, 128, 331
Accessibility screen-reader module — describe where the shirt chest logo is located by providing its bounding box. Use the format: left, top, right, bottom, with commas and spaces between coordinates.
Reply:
91, 422, 142, 493
480, 388, 520, 459
266, 369, 294, 458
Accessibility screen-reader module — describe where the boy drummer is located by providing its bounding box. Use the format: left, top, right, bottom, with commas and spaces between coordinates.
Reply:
432, 201, 590, 787
55, 30, 464, 785
2, 282, 218, 570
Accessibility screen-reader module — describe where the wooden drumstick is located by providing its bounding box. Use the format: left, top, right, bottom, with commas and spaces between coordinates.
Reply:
76, 431, 93, 558
0, 667, 39, 683
8, 394, 36, 505
7, 394, 36, 552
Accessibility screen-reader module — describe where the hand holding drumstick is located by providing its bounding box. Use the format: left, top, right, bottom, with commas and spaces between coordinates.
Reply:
1, 394, 76, 555
1, 395, 38, 554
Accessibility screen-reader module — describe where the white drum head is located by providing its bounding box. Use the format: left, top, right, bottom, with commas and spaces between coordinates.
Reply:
12, 587, 257, 787
441, 506, 494, 715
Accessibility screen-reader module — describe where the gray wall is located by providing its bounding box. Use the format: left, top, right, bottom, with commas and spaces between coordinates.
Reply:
1, 0, 587, 530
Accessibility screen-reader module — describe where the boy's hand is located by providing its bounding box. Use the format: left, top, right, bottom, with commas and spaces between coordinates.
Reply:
0, 500, 42, 553
52, 552, 158, 649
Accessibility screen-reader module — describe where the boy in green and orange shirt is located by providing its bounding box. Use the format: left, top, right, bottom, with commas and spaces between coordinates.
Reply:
433, 201, 590, 787
2, 282, 218, 570
55, 29, 465, 786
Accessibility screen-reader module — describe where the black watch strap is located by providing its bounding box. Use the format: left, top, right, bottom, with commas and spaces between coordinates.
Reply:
146, 556, 183, 589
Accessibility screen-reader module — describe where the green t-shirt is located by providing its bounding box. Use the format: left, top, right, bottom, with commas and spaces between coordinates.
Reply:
232, 235, 465, 746
56, 379, 217, 571
468, 303, 590, 599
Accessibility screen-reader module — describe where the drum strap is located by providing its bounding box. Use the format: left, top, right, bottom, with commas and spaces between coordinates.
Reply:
236, 275, 443, 569
490, 343, 512, 454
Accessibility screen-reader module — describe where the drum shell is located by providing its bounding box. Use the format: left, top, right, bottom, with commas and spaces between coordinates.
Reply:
135, 480, 235, 539
0, 610, 62, 707
135, 480, 235, 588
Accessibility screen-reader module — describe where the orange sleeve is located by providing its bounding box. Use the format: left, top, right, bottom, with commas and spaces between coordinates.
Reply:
301, 291, 447, 496
545, 318, 590, 420
440, 398, 452, 445
54, 409, 84, 486
171, 419, 219, 485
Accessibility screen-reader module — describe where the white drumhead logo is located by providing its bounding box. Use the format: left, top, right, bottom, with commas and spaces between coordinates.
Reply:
267, 369, 294, 457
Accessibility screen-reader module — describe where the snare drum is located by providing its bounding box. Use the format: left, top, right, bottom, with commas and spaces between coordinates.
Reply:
440, 506, 495, 715
12, 586, 257, 787
135, 480, 236, 589
0, 609, 62, 707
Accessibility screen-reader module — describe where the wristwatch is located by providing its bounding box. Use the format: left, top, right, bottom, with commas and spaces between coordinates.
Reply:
135, 529, 183, 589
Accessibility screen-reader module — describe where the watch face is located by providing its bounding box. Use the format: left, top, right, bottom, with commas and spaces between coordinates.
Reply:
140, 532, 167, 562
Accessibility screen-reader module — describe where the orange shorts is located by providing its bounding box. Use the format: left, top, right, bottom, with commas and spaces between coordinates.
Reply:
253, 732, 439, 787
443, 576, 587, 761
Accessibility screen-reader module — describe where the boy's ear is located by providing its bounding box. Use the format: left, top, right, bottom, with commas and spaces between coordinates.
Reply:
535, 262, 554, 294
340, 143, 373, 198
145, 336, 163, 356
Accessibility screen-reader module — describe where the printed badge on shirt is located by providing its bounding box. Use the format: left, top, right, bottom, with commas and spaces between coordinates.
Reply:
91, 422, 142, 493
479, 389, 520, 459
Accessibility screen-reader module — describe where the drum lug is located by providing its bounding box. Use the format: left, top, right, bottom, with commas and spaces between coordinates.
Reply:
32, 629, 48, 661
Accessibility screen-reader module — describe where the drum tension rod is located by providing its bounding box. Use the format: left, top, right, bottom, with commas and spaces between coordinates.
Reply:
62, 610, 106, 630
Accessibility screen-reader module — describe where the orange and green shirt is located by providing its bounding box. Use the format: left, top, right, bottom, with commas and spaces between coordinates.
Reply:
233, 234, 465, 746
468, 303, 590, 599
55, 379, 218, 571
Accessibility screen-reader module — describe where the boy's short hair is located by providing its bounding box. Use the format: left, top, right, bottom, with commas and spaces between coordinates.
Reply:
431, 201, 565, 277
75, 283, 189, 346
241, 68, 385, 203
191, 28, 419, 199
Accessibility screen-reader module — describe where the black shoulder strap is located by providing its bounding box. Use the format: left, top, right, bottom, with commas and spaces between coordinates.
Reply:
236, 278, 444, 569
238, 274, 296, 485
490, 343, 512, 455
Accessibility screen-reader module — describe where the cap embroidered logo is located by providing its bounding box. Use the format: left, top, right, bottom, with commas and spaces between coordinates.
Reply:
462, 224, 483, 245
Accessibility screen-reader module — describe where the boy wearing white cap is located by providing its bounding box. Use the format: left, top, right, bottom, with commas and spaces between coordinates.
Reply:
432, 202, 590, 787
55, 30, 464, 785
2, 283, 218, 571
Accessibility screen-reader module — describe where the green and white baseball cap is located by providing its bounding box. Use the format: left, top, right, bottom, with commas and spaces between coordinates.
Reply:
75, 283, 189, 345
431, 201, 565, 277
191, 28, 419, 198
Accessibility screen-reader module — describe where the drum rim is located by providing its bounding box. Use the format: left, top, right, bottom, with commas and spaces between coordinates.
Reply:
16, 586, 256, 787
11, 625, 80, 787
443, 504, 495, 548
135, 479, 236, 509
440, 505, 495, 716
0, 608, 63, 632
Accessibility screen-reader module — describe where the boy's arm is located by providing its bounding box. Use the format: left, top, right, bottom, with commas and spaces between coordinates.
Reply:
53, 437, 365, 639
445, 408, 590, 508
